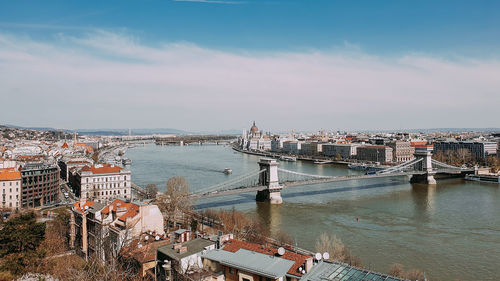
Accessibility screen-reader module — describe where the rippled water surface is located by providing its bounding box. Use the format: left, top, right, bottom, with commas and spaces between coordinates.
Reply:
126, 144, 500, 281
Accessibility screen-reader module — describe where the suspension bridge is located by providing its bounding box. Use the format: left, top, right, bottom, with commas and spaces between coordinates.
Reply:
191, 145, 474, 204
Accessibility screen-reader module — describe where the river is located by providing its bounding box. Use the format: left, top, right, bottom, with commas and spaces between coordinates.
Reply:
125, 144, 500, 281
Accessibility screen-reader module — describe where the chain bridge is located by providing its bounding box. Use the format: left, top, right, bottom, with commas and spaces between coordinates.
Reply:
191, 146, 473, 204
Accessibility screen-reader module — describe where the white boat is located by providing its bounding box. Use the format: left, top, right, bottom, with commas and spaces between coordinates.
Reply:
223, 168, 232, 174
122, 158, 132, 165
280, 156, 297, 162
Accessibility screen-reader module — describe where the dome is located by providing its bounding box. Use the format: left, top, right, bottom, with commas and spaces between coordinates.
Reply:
250, 121, 259, 133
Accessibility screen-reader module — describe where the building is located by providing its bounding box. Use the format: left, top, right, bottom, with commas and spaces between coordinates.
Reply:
20, 162, 60, 208
202, 239, 313, 281
271, 138, 283, 152
433, 141, 497, 161
239, 122, 272, 151
0, 167, 22, 210
282, 141, 301, 154
73, 164, 131, 203
71, 198, 165, 261
387, 141, 414, 163
157, 238, 216, 281
356, 146, 393, 163
322, 143, 359, 159
300, 142, 323, 156
58, 157, 94, 182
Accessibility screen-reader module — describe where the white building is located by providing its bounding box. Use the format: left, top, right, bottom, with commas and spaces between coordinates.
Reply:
0, 168, 22, 210
74, 164, 131, 203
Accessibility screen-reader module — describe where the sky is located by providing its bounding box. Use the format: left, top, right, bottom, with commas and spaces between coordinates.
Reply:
0, 0, 499, 132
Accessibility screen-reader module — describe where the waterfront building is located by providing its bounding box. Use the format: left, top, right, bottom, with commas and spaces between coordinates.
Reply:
202, 239, 313, 281
271, 138, 282, 152
20, 162, 60, 208
0, 167, 22, 210
73, 164, 131, 203
300, 142, 324, 156
322, 143, 359, 159
238, 122, 272, 151
433, 141, 497, 161
71, 198, 165, 261
387, 141, 415, 163
282, 141, 301, 154
356, 145, 393, 163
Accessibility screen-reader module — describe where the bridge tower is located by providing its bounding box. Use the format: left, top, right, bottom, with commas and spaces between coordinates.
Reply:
410, 145, 437, 184
256, 158, 283, 204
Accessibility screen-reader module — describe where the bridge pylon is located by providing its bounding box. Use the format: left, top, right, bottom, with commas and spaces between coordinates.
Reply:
410, 145, 437, 185
256, 158, 283, 204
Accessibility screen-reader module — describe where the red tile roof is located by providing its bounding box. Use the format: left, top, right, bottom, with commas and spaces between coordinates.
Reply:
222, 239, 310, 277
73, 200, 95, 213
0, 168, 21, 181
102, 199, 140, 222
81, 164, 122, 174
61, 142, 69, 148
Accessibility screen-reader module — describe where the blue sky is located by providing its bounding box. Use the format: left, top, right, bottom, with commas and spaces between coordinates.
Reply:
0, 1, 499, 131
2, 0, 499, 55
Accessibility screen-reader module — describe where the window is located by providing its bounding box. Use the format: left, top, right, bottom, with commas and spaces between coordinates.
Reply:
228, 268, 234, 274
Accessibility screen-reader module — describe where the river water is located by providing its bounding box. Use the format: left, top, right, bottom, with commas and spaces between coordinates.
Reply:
125, 144, 500, 281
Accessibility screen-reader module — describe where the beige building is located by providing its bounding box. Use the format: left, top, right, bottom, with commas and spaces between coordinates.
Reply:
0, 168, 22, 210
73, 164, 131, 203
387, 141, 415, 163
71, 198, 165, 261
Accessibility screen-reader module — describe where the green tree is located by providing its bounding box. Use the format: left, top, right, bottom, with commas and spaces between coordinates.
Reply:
0, 212, 46, 257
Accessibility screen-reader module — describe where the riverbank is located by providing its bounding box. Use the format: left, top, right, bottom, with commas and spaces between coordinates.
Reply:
231, 145, 352, 165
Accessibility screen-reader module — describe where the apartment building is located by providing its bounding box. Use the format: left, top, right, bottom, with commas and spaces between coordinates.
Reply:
0, 168, 22, 210
73, 164, 131, 203
20, 162, 60, 208
356, 146, 393, 163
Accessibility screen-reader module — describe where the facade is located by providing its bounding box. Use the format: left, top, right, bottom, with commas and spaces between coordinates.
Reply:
433, 141, 497, 161
20, 162, 60, 208
322, 143, 359, 159
58, 157, 94, 182
71, 198, 165, 261
0, 168, 22, 210
282, 141, 301, 154
300, 142, 323, 156
239, 122, 272, 151
356, 146, 393, 163
73, 164, 131, 203
387, 141, 414, 163
271, 138, 282, 152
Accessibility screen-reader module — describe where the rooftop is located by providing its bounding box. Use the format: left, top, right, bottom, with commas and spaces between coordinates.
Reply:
202, 248, 295, 279
81, 163, 123, 175
0, 168, 21, 181
158, 238, 215, 261
301, 260, 408, 281
222, 239, 310, 277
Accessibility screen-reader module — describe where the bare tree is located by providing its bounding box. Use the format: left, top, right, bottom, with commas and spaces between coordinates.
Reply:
145, 184, 158, 199
389, 263, 404, 277
156, 177, 191, 231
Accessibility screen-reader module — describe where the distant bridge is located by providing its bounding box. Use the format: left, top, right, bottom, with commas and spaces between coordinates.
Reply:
191, 146, 473, 204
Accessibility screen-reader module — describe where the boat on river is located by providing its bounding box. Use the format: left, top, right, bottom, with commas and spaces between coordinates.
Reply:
280, 156, 297, 162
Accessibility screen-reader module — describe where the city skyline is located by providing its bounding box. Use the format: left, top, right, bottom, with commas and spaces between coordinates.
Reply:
1, 1, 500, 131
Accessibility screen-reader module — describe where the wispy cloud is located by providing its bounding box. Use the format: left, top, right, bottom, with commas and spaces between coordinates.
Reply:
0, 30, 499, 130
173, 0, 247, 4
